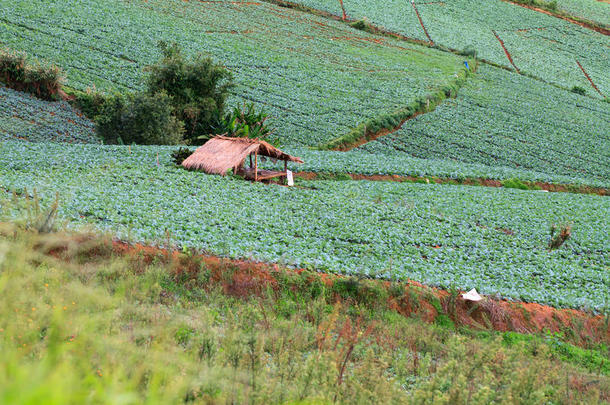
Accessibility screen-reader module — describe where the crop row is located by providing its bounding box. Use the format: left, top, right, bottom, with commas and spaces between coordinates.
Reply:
0, 86, 97, 144
552, 0, 610, 27
295, 0, 609, 96
3, 83, 607, 187
0, 0, 464, 146
0, 141, 608, 311
356, 65, 610, 184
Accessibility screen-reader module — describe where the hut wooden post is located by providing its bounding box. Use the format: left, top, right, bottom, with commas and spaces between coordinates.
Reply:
249, 154, 253, 168
284, 160, 288, 184
254, 150, 258, 182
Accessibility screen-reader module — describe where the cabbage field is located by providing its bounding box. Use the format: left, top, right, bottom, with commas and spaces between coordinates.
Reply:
357, 65, 610, 183
1, 141, 608, 311
0, 87, 97, 144
552, 0, 610, 27
294, 0, 609, 96
0, 0, 465, 146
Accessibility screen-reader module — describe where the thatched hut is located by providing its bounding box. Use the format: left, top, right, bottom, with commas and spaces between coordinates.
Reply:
181, 136, 304, 182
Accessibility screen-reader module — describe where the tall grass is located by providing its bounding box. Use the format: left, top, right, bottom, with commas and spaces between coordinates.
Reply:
0, 221, 607, 403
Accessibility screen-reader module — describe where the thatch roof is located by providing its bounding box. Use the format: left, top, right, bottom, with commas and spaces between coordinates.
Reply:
181, 136, 304, 175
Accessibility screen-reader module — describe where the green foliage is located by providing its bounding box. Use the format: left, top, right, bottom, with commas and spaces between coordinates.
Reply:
502, 178, 529, 190
0, 49, 63, 100
318, 66, 471, 150
349, 19, 375, 34
0, 226, 607, 403
0, 87, 98, 143
459, 45, 477, 58
571, 85, 587, 96
95, 91, 184, 145
361, 65, 610, 183
1, 0, 466, 147
435, 314, 455, 329
214, 103, 276, 144
0, 141, 608, 310
170, 147, 193, 166
145, 41, 234, 143
293, 0, 608, 95
502, 332, 609, 375
70, 88, 113, 120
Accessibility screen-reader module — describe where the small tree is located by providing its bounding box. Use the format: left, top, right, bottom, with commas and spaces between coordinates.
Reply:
145, 42, 234, 143
96, 91, 184, 145
217, 102, 275, 142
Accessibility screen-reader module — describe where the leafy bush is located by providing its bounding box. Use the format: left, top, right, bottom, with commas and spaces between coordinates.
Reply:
95, 91, 184, 145
171, 147, 193, 165
71, 88, 113, 119
0, 49, 63, 100
349, 19, 375, 34
501, 177, 529, 190
145, 42, 234, 143
215, 103, 276, 143
548, 223, 572, 250
571, 85, 587, 95
460, 45, 477, 58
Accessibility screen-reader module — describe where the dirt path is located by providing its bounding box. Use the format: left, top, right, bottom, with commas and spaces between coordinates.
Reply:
293, 171, 610, 195
501, 0, 610, 35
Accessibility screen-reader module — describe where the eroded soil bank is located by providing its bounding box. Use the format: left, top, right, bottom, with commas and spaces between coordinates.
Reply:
43, 234, 609, 348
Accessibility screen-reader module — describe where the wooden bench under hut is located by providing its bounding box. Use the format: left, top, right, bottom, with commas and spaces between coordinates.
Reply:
181, 136, 304, 183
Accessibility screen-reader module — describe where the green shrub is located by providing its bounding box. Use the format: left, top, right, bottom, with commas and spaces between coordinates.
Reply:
502, 178, 529, 190
96, 91, 184, 145
71, 89, 113, 119
459, 45, 477, 58
215, 102, 276, 144
170, 147, 193, 165
0, 49, 63, 100
349, 19, 375, 34
145, 42, 234, 143
571, 85, 587, 96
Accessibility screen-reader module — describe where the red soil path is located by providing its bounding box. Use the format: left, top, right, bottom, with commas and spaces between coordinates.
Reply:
411, 1, 435, 45
492, 30, 521, 73
292, 171, 610, 196
576, 59, 605, 97
501, 0, 610, 35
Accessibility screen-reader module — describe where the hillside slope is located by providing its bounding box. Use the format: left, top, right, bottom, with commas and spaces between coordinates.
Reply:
1, 141, 608, 310
0, 0, 466, 146
293, 0, 610, 96
358, 65, 610, 182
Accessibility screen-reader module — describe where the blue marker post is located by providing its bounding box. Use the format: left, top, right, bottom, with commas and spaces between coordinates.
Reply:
464, 61, 469, 70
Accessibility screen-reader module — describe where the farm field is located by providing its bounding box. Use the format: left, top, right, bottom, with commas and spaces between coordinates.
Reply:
0, 86, 97, 144
1, 141, 608, 311
1, 226, 607, 404
0, 0, 466, 146
1, 0, 610, 399
294, 0, 610, 96
357, 65, 610, 184
553, 0, 610, 27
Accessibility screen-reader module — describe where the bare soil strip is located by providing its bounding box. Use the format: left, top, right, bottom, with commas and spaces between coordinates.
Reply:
85, 239, 608, 348
492, 30, 521, 73
410, 1, 435, 45
576, 59, 606, 97
293, 171, 610, 195
500, 0, 610, 35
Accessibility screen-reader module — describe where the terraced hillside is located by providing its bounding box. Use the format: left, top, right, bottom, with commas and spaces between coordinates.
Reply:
0, 0, 609, 314
1, 141, 609, 310
357, 65, 610, 183
0, 87, 97, 143
0, 0, 466, 146
295, 0, 609, 96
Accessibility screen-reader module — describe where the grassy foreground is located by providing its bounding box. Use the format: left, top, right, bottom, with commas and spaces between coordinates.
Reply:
0, 223, 608, 404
